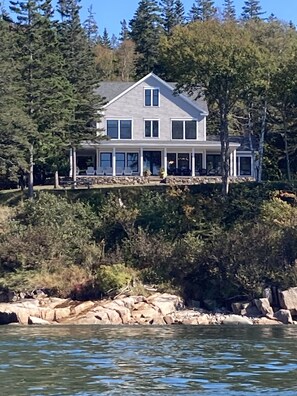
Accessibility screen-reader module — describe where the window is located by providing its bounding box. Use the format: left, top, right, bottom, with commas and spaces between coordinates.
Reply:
145, 120, 159, 138
116, 152, 125, 170
172, 120, 197, 140
107, 120, 132, 139
195, 153, 202, 173
127, 153, 138, 172
144, 88, 159, 106
206, 154, 221, 175
100, 153, 112, 169
238, 156, 252, 175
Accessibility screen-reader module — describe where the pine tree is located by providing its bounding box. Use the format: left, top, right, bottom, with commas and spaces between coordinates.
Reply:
83, 5, 98, 44
119, 19, 129, 42
174, 0, 185, 25
222, 0, 236, 21
10, 0, 75, 194
188, 0, 217, 22
56, 0, 103, 181
100, 27, 112, 48
0, 12, 32, 183
129, 0, 162, 76
160, 0, 184, 34
241, 0, 264, 20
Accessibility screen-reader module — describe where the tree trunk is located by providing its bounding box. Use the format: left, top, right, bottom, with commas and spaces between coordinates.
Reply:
28, 144, 34, 199
257, 99, 267, 183
282, 114, 291, 181
220, 105, 230, 196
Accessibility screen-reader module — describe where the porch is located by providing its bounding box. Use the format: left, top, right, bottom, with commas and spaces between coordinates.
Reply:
70, 142, 246, 178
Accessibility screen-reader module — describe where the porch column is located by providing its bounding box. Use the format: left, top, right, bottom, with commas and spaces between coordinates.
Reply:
69, 148, 73, 177
230, 151, 233, 176
202, 149, 207, 169
112, 147, 116, 176
164, 148, 167, 176
140, 147, 143, 176
191, 148, 195, 176
96, 148, 100, 172
233, 150, 237, 176
72, 147, 77, 181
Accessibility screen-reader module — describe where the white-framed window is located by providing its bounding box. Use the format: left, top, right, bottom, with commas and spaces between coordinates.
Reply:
106, 119, 132, 139
172, 120, 197, 140
236, 155, 252, 176
144, 88, 159, 107
144, 120, 159, 138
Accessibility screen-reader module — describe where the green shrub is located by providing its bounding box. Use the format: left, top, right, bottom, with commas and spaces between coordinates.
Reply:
96, 264, 137, 295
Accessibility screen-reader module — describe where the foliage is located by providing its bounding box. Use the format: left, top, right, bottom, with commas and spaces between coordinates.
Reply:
96, 264, 137, 295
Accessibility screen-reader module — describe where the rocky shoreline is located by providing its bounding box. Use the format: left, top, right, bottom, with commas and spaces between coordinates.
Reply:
1, 288, 297, 326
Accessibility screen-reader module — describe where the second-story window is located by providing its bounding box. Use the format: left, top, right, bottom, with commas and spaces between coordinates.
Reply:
145, 88, 159, 106
107, 120, 132, 139
145, 120, 159, 138
172, 120, 197, 140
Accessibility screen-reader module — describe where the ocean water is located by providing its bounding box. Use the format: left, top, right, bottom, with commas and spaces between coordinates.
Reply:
0, 325, 296, 395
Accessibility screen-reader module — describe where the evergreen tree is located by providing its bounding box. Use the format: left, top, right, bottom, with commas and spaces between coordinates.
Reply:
160, 0, 184, 34
129, 0, 162, 76
0, 12, 32, 183
119, 19, 129, 42
100, 27, 112, 48
56, 0, 103, 181
174, 0, 185, 25
223, 0, 236, 21
241, 0, 264, 20
10, 0, 74, 194
83, 5, 98, 44
188, 0, 217, 22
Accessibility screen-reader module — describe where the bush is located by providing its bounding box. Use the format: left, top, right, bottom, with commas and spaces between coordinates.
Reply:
96, 264, 137, 295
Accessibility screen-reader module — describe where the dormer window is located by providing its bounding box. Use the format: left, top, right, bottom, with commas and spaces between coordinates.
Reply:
144, 88, 159, 106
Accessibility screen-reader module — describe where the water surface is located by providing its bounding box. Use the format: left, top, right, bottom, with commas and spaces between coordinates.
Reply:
0, 325, 296, 395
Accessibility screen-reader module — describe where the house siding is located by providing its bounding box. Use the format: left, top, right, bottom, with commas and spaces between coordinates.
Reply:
98, 75, 206, 141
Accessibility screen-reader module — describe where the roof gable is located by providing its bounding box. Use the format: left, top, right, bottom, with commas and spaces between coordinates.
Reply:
95, 72, 208, 115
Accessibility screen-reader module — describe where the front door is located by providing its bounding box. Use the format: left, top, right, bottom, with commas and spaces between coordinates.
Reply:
143, 151, 161, 176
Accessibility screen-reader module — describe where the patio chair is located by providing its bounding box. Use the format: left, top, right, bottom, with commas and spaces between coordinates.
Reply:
96, 167, 104, 176
123, 167, 133, 176
104, 167, 113, 176
86, 166, 95, 176
116, 167, 124, 176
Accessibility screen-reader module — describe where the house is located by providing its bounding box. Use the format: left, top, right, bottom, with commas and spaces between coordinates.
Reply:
71, 72, 256, 179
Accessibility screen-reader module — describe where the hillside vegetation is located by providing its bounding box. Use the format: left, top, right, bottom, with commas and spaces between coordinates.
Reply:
0, 183, 296, 306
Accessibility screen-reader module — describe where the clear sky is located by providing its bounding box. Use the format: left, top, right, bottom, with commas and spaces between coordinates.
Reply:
77, 0, 297, 36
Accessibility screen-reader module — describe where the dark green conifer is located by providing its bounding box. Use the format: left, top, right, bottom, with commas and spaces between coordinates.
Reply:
129, 0, 162, 76
188, 0, 217, 22
241, 0, 265, 20
222, 0, 236, 21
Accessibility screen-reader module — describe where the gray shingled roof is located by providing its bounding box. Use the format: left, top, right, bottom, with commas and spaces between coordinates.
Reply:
95, 80, 208, 112
207, 135, 259, 151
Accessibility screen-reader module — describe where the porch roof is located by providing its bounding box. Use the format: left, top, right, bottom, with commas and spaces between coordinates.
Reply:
80, 139, 240, 151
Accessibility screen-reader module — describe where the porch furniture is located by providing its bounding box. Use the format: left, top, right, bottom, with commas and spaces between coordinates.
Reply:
86, 166, 95, 176
96, 167, 104, 176
104, 167, 113, 176
116, 167, 124, 176
123, 167, 133, 176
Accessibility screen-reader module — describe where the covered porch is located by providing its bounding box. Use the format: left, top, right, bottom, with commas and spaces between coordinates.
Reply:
70, 140, 243, 178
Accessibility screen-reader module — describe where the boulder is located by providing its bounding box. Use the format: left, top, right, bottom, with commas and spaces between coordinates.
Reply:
254, 298, 274, 316
72, 301, 95, 316
240, 302, 261, 317
28, 316, 51, 325
147, 293, 184, 315
279, 287, 297, 313
54, 307, 71, 322
273, 309, 293, 325
253, 317, 282, 325
222, 315, 253, 325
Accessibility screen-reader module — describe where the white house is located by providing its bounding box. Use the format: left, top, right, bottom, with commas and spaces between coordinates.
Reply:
71, 72, 256, 179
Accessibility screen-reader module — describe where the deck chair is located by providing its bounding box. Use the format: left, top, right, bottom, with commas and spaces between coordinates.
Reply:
86, 166, 95, 176
123, 167, 133, 176
104, 167, 113, 176
96, 167, 104, 176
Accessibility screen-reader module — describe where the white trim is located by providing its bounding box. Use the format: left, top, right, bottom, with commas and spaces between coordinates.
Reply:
103, 72, 208, 116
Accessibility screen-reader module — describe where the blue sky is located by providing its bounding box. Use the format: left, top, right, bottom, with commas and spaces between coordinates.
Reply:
77, 0, 297, 36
